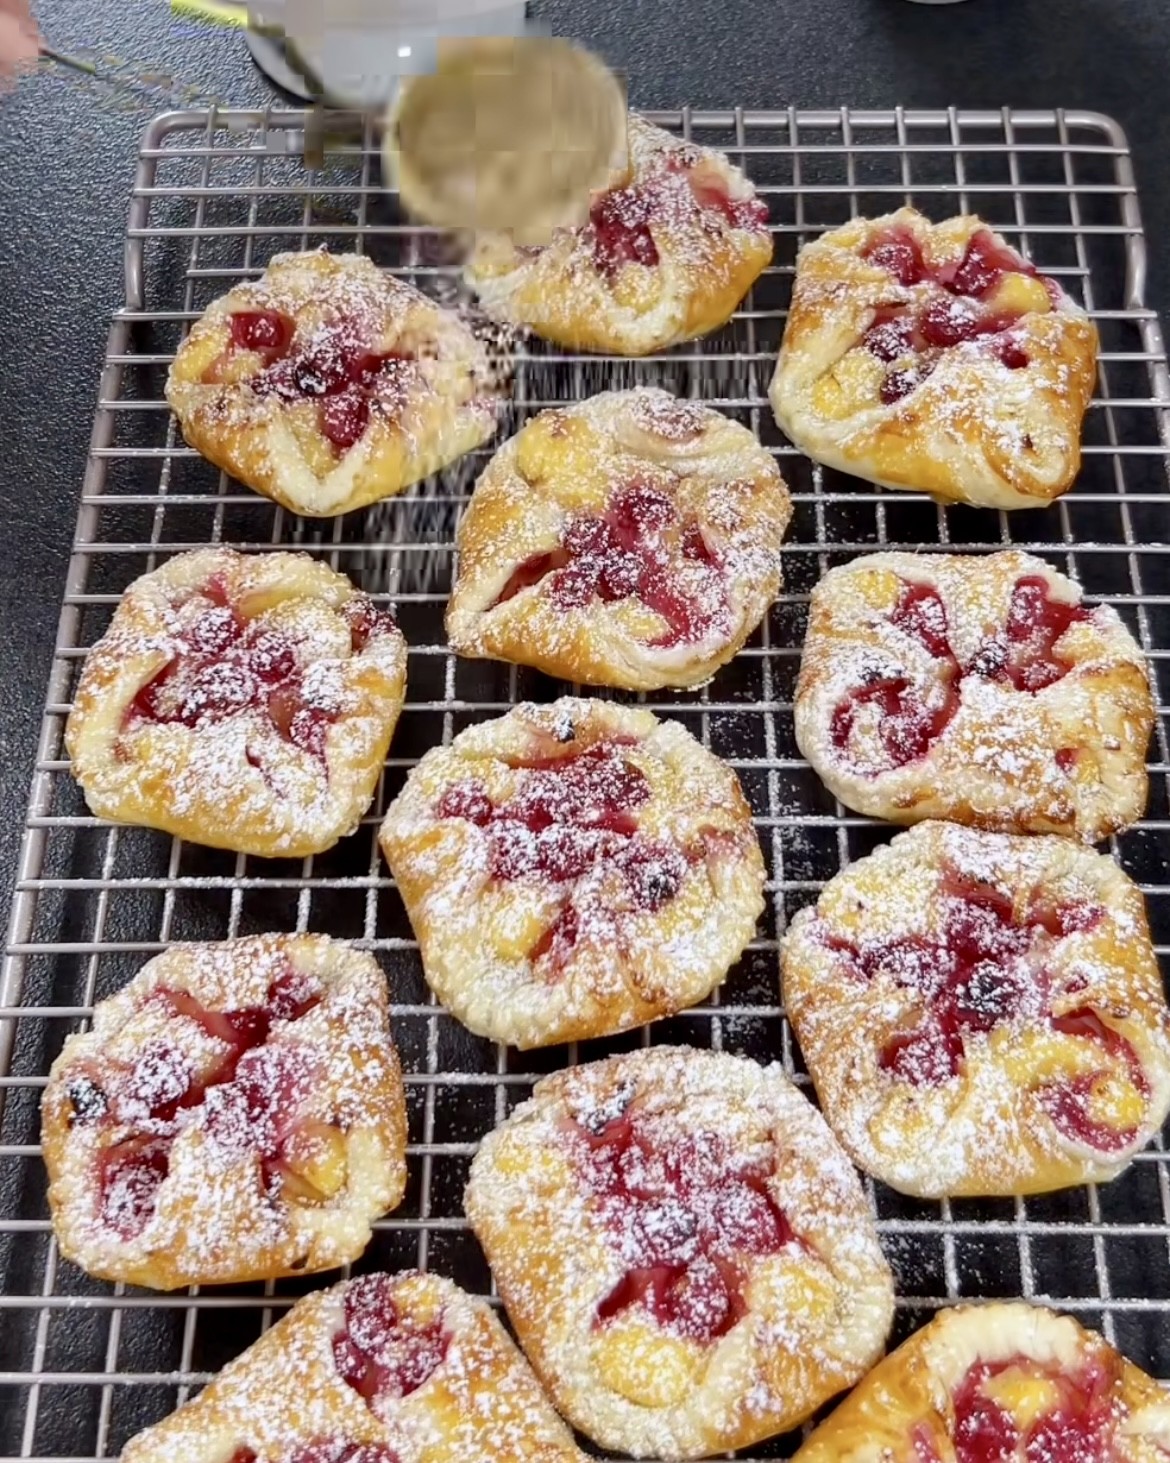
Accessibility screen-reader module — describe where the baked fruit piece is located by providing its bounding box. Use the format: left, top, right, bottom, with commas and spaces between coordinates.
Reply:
166, 250, 502, 516
378, 697, 765, 1049
782, 821, 1170, 1199
465, 1046, 895, 1460
769, 207, 1098, 510
65, 547, 406, 859
42, 934, 407, 1290
445, 388, 792, 691
118, 1270, 588, 1463
465, 113, 772, 355
795, 550, 1153, 843
792, 1301, 1170, 1462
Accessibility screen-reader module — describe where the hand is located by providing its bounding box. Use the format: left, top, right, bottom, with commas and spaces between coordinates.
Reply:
0, 0, 39, 88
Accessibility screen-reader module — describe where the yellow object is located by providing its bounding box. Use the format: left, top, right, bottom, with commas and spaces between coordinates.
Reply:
987, 270, 1053, 316
170, 0, 249, 27
982, 1367, 1062, 1429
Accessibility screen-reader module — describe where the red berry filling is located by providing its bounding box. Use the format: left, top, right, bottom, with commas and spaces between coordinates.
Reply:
436, 742, 693, 972
1037, 1008, 1150, 1153
219, 310, 414, 453
230, 309, 295, 359
70, 965, 323, 1239
575, 1103, 796, 1344
228, 1444, 398, 1463
863, 227, 926, 287
333, 1275, 449, 1419
125, 578, 393, 762
817, 871, 1147, 1149
830, 575, 1094, 774
975, 574, 1094, 693
492, 482, 729, 648
858, 226, 1059, 398
947, 1350, 1119, 1463
587, 153, 768, 280
590, 187, 660, 277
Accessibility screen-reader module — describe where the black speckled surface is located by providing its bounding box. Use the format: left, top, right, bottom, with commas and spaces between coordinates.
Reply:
1, 0, 1167, 934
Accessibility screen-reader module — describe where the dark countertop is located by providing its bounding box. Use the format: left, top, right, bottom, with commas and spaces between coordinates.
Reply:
2, 0, 1169, 935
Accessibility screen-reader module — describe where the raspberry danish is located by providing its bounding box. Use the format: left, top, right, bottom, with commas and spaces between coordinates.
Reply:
796, 550, 1153, 843
378, 698, 765, 1049
42, 934, 407, 1290
793, 1302, 1170, 1462
166, 250, 502, 516
770, 208, 1098, 510
782, 822, 1170, 1199
465, 113, 772, 355
445, 389, 791, 691
466, 1047, 894, 1459
65, 547, 407, 858
118, 1270, 587, 1463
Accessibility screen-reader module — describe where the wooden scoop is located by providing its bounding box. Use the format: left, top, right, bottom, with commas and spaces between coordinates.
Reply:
385, 36, 627, 243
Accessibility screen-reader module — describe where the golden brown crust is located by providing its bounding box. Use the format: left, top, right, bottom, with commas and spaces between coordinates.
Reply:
118, 1270, 588, 1463
465, 114, 772, 355
795, 550, 1153, 842
65, 547, 406, 859
769, 208, 1098, 510
166, 251, 502, 517
465, 1046, 895, 1459
445, 389, 791, 691
43, 934, 407, 1290
781, 822, 1170, 1199
792, 1302, 1170, 1462
378, 698, 766, 1049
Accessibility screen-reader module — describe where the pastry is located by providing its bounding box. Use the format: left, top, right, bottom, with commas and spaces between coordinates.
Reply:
769, 207, 1098, 510
465, 1046, 895, 1459
465, 113, 772, 355
795, 550, 1152, 842
65, 547, 407, 859
792, 1301, 1170, 1462
118, 1269, 588, 1463
378, 697, 765, 1049
166, 250, 503, 517
781, 821, 1170, 1198
42, 934, 407, 1290
445, 388, 791, 691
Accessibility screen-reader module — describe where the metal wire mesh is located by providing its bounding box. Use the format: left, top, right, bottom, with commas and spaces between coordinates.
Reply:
2, 105, 1170, 1461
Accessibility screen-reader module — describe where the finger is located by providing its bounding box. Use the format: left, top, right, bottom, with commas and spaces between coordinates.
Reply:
0, 11, 39, 76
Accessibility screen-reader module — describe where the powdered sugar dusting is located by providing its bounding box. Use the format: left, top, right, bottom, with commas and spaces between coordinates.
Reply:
43, 933, 407, 1288
782, 821, 1170, 1199
378, 697, 765, 1049
795, 550, 1153, 843
771, 207, 1098, 509
446, 388, 791, 692
118, 1272, 585, 1463
465, 1046, 894, 1458
466, 114, 772, 354
66, 547, 407, 858
165, 249, 505, 515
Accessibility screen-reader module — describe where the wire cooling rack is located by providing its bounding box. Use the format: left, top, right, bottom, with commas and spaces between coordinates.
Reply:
3, 105, 1170, 1462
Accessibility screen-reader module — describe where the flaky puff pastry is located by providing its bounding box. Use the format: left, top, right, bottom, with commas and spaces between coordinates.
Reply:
795, 550, 1153, 843
166, 250, 503, 517
445, 389, 791, 691
465, 1046, 895, 1460
378, 698, 765, 1049
119, 1270, 588, 1463
42, 934, 407, 1290
782, 822, 1170, 1199
792, 1302, 1170, 1462
770, 208, 1098, 509
465, 114, 772, 355
66, 547, 406, 859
